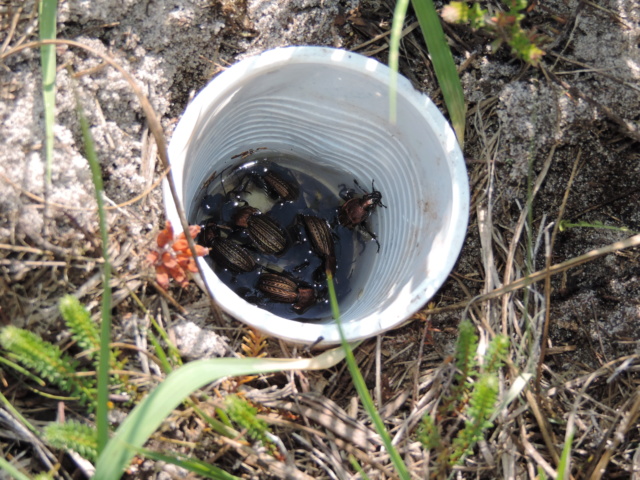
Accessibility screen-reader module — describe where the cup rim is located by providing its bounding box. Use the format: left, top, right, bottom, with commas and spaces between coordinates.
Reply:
164, 46, 469, 345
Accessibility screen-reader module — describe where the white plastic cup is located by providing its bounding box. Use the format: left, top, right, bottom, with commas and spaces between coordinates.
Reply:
165, 46, 469, 345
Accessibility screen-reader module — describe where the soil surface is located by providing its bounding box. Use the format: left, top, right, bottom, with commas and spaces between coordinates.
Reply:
1, 0, 639, 478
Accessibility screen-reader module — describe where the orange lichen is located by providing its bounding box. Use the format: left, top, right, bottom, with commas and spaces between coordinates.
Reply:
147, 221, 208, 289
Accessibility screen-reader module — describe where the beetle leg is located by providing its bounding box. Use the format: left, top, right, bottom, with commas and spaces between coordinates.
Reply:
358, 223, 381, 253
236, 176, 252, 196
367, 229, 381, 253
293, 260, 310, 272
338, 184, 355, 201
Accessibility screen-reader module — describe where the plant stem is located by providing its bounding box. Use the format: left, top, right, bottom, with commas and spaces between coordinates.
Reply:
412, 0, 467, 146
38, 0, 57, 186
388, 0, 410, 124
73, 73, 112, 453
327, 273, 411, 480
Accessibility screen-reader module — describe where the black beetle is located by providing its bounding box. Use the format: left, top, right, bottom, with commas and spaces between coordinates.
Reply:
338, 180, 386, 251
239, 162, 299, 202
257, 272, 316, 312
199, 220, 256, 273
200, 193, 241, 225
261, 170, 299, 202
300, 214, 336, 276
233, 206, 288, 255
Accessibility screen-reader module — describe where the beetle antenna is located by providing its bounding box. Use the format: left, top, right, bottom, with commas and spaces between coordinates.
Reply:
354, 179, 367, 193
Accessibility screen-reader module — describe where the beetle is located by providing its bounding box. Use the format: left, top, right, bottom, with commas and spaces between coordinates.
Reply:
256, 273, 316, 312
240, 162, 299, 202
233, 206, 288, 255
199, 220, 256, 273
300, 214, 336, 276
338, 179, 386, 252
200, 193, 238, 225
259, 169, 299, 202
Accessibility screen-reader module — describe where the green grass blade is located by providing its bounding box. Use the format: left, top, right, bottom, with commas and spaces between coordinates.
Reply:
557, 428, 574, 480
191, 403, 238, 438
490, 373, 532, 423
0, 355, 46, 387
93, 350, 348, 480
70, 71, 112, 453
410, 0, 467, 146
125, 288, 182, 367
348, 455, 372, 480
136, 447, 241, 480
559, 220, 637, 234
327, 271, 342, 321
0, 391, 39, 436
327, 274, 411, 480
38, 0, 57, 186
147, 329, 173, 374
148, 313, 182, 367
0, 457, 31, 480
388, 0, 410, 124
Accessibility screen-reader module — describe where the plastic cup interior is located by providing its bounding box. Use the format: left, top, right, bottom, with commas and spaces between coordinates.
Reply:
165, 46, 469, 345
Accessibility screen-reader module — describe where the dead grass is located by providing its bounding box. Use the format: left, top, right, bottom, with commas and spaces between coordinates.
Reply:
2, 0, 640, 478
